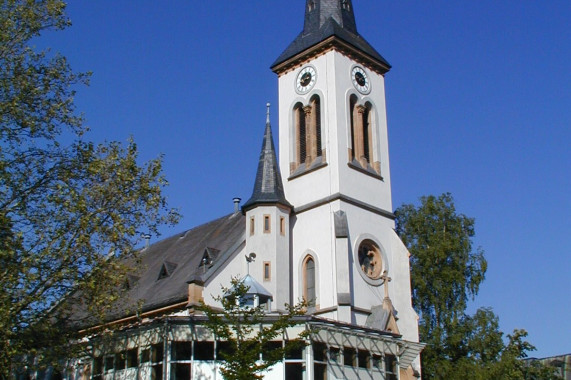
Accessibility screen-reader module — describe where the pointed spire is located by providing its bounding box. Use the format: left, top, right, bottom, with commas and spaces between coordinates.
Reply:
242, 104, 292, 213
272, 0, 390, 73
303, 0, 357, 35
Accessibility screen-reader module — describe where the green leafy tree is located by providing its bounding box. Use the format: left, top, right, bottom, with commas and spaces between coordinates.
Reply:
0, 0, 178, 376
198, 277, 309, 380
395, 193, 558, 379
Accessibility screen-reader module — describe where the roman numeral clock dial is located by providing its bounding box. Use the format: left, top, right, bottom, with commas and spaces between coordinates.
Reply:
295, 66, 316, 94
351, 66, 371, 94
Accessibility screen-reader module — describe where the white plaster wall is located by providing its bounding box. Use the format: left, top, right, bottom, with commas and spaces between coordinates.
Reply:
278, 53, 339, 207
290, 203, 337, 310
244, 205, 291, 309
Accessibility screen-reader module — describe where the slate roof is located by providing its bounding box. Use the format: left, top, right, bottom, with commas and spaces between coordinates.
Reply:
241, 105, 292, 212
129, 213, 245, 312
70, 212, 246, 325
271, 0, 390, 71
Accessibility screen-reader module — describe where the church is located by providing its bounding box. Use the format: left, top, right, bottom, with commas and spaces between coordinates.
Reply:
64, 1, 424, 379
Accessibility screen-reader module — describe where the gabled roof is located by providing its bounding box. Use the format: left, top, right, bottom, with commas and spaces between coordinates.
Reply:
70, 213, 246, 326
242, 105, 292, 212
271, 0, 390, 72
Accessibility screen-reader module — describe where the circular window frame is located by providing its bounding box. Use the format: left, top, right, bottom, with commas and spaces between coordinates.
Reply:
354, 235, 387, 286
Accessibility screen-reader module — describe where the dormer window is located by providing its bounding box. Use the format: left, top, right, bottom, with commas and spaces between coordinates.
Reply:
157, 261, 177, 280
341, 0, 351, 11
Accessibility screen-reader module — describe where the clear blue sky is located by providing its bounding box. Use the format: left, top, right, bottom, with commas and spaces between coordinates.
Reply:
41, 1, 569, 358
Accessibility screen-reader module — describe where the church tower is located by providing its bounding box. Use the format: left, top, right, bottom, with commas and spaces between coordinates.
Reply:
271, 0, 419, 343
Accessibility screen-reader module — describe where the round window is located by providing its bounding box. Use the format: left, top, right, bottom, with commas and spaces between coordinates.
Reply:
358, 240, 382, 280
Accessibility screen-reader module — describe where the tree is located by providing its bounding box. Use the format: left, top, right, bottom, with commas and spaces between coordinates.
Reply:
0, 1, 178, 376
198, 277, 309, 380
395, 193, 559, 379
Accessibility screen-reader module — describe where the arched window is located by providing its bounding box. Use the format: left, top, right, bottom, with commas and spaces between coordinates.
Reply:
311, 95, 323, 159
292, 96, 323, 172
303, 256, 316, 305
294, 102, 306, 166
349, 98, 379, 174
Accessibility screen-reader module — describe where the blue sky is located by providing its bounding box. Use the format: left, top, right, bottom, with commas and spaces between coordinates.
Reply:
41, 1, 569, 358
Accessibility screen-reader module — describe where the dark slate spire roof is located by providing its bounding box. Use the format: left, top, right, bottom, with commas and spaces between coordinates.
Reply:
271, 0, 390, 72
242, 104, 292, 212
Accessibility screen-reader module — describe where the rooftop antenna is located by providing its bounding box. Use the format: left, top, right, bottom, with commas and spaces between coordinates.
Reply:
245, 252, 256, 275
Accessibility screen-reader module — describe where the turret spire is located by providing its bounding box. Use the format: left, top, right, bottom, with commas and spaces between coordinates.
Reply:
242, 104, 292, 213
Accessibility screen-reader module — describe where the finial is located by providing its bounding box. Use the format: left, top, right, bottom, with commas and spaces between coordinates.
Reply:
266, 103, 271, 124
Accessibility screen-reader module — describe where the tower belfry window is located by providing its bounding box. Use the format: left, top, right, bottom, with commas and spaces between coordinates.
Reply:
292, 96, 324, 173
349, 97, 380, 175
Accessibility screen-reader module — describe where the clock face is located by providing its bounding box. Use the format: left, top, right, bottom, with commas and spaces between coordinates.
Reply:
351, 66, 371, 94
296, 66, 316, 94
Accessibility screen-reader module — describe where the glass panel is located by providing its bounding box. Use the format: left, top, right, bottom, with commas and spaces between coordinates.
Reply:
372, 354, 382, 370
313, 342, 327, 362
262, 341, 283, 361
285, 342, 304, 360
344, 348, 356, 367
115, 352, 126, 370
170, 364, 191, 380
194, 342, 215, 360
329, 347, 340, 363
151, 343, 164, 363
298, 106, 307, 163
217, 341, 235, 360
127, 348, 138, 368
141, 348, 151, 363
104, 356, 114, 372
172, 342, 192, 361
358, 350, 370, 369
314, 96, 322, 157
93, 357, 103, 375
314, 363, 327, 380
151, 364, 163, 380
386, 354, 397, 380
285, 363, 304, 380
305, 258, 315, 303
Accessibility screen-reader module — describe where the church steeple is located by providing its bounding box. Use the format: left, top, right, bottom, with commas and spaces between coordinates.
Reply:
242, 104, 291, 213
271, 0, 390, 73
303, 0, 357, 35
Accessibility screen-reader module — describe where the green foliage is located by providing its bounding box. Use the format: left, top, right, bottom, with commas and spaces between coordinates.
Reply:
395, 193, 559, 380
0, 0, 178, 376
198, 277, 309, 380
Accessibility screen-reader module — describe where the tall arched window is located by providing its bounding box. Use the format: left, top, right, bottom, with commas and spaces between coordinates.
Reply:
294, 103, 306, 165
292, 96, 323, 173
303, 256, 316, 305
349, 97, 379, 174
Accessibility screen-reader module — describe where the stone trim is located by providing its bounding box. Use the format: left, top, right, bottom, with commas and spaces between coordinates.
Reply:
294, 192, 395, 220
